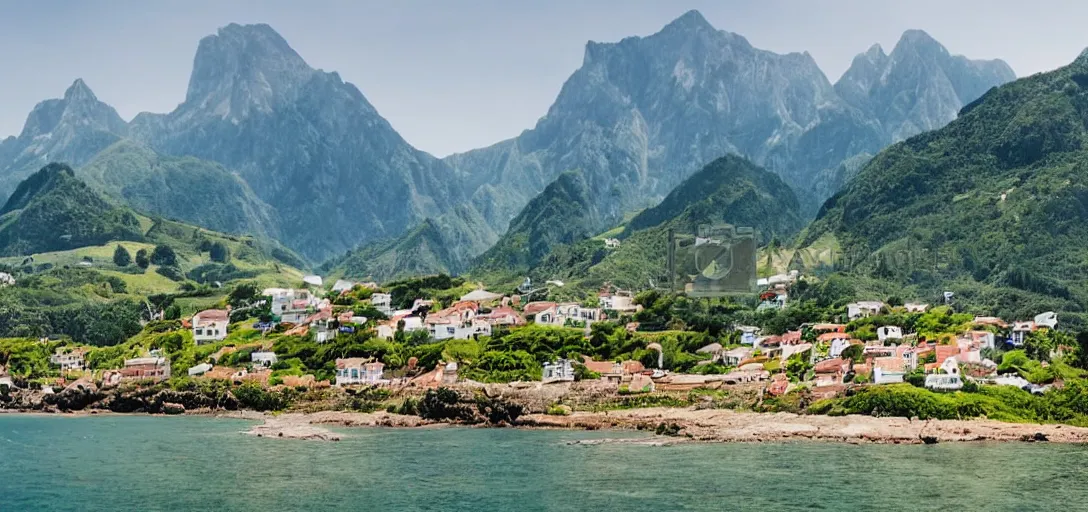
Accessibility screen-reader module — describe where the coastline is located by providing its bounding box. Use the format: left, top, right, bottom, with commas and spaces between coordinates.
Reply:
8, 404, 1086, 444
206, 407, 1088, 444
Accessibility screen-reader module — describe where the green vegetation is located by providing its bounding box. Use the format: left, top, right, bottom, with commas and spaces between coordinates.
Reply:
473, 170, 601, 277
471, 156, 806, 292
0, 163, 143, 256
804, 54, 1088, 328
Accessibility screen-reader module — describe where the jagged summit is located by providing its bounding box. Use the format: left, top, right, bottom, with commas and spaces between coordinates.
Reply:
661, 9, 716, 34
185, 22, 314, 119
63, 78, 97, 102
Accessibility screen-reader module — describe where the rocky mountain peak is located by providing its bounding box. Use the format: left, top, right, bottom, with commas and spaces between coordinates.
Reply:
660, 10, 716, 35
63, 78, 97, 103
18, 79, 126, 140
185, 23, 314, 120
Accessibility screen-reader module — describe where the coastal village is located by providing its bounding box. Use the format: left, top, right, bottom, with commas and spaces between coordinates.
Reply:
0, 267, 1074, 420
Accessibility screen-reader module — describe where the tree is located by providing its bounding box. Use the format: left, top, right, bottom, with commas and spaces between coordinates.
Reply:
150, 245, 178, 266
135, 249, 150, 269
112, 245, 132, 267
209, 241, 230, 263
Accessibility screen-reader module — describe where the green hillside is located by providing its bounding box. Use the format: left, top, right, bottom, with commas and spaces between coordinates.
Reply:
0, 163, 143, 256
475, 156, 806, 291
623, 154, 806, 241
473, 170, 601, 275
804, 52, 1088, 324
79, 140, 280, 240
321, 205, 497, 282
0, 164, 307, 345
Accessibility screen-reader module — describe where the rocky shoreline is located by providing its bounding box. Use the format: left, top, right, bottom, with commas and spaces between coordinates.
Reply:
206, 407, 1088, 444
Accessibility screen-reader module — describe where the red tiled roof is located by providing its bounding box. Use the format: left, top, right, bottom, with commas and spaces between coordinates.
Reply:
935, 345, 959, 365
818, 332, 850, 342
814, 358, 846, 374
812, 324, 846, 333
523, 302, 557, 315
193, 309, 229, 325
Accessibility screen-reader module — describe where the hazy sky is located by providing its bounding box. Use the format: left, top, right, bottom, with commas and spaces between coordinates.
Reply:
1, 1, 1086, 156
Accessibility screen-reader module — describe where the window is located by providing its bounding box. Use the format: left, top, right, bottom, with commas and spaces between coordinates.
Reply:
351, 369, 359, 379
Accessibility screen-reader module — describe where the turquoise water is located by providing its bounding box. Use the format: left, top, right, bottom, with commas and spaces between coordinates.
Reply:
2, 415, 1088, 511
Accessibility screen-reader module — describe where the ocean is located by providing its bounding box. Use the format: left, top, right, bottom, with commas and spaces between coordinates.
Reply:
2, 414, 1087, 511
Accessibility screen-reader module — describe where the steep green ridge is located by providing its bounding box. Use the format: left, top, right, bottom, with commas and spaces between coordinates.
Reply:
475, 156, 805, 290
321, 204, 497, 282
473, 170, 600, 275
805, 53, 1088, 322
0, 163, 143, 256
623, 155, 805, 241
78, 140, 280, 241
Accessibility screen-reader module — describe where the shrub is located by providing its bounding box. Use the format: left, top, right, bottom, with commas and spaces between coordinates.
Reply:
113, 245, 132, 267
135, 249, 150, 269
150, 245, 178, 266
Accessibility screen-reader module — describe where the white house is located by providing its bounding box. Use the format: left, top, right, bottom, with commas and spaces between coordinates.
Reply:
1034, 311, 1058, 329
604, 238, 621, 249
542, 359, 575, 383
925, 357, 964, 391
335, 358, 385, 386
847, 301, 885, 320
187, 363, 213, 376
829, 337, 853, 358
192, 309, 230, 344
302, 275, 323, 287
371, 293, 393, 316
332, 280, 355, 293
722, 347, 754, 367
904, 303, 929, 313
50, 348, 85, 371
251, 351, 278, 368
598, 291, 638, 313
0, 272, 14, 287
876, 326, 903, 342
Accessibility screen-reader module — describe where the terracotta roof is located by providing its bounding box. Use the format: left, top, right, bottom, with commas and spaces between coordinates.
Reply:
935, 345, 959, 365
336, 358, 369, 369
781, 331, 803, 344
523, 302, 557, 315
193, 309, 229, 325
581, 356, 617, 375
818, 332, 851, 342
814, 358, 847, 374
873, 356, 905, 373
812, 323, 846, 333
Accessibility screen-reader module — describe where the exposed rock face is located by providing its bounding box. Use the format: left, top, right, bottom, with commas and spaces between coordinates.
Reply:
834, 30, 1016, 143
129, 23, 473, 262
0, 79, 128, 198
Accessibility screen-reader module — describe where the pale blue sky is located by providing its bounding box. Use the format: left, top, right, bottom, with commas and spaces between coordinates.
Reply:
1, 1, 1085, 156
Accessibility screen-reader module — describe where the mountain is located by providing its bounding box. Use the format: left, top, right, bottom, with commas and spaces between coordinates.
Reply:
129, 23, 469, 262
78, 140, 279, 240
473, 170, 601, 275
834, 30, 1016, 143
0, 80, 128, 199
805, 52, 1088, 323
623, 154, 804, 240
321, 205, 495, 282
0, 163, 143, 255
447, 10, 883, 224
441, 11, 1013, 278
474, 155, 805, 290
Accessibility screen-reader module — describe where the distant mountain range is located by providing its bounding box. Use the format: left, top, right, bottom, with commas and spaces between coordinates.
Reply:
0, 11, 1015, 278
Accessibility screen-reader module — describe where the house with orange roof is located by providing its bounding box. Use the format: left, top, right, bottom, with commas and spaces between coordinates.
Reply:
811, 323, 846, 333
872, 356, 906, 384
477, 306, 525, 327
813, 358, 848, 387
935, 345, 960, 366
192, 309, 230, 344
